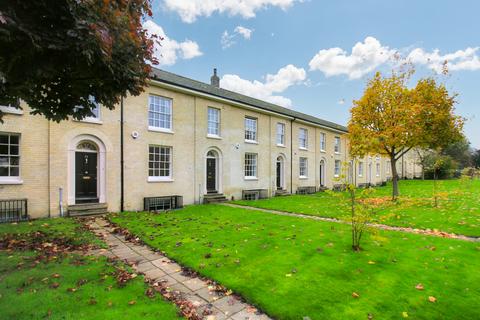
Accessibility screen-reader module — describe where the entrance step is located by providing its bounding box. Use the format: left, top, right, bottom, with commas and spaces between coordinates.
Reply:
68, 203, 108, 217
275, 189, 290, 196
203, 193, 228, 204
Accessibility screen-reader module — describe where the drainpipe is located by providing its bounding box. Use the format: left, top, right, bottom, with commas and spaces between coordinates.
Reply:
48, 120, 51, 218
290, 118, 295, 194
120, 96, 125, 212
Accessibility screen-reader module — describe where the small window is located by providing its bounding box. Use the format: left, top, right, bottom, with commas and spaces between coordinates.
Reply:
276, 123, 285, 146
299, 128, 308, 149
149, 95, 172, 131
386, 161, 391, 174
0, 133, 20, 178
244, 153, 258, 178
320, 133, 326, 151
299, 157, 308, 178
207, 107, 220, 136
149, 145, 172, 179
334, 160, 341, 177
245, 117, 257, 142
376, 162, 381, 176
334, 137, 341, 153
358, 161, 364, 176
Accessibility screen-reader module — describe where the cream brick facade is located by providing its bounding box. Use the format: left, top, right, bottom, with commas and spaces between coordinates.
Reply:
0, 69, 395, 219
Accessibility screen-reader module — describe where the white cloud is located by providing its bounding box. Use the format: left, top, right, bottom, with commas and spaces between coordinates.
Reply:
308, 37, 396, 80
221, 26, 254, 49
220, 64, 306, 108
163, 0, 299, 23
235, 26, 253, 39
407, 47, 480, 73
143, 20, 202, 66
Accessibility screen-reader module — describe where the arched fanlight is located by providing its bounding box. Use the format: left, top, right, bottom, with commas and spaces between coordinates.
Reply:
77, 140, 97, 151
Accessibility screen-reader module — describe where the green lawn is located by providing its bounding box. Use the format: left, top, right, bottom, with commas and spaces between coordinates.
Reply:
0, 218, 182, 320
233, 179, 480, 237
110, 205, 480, 320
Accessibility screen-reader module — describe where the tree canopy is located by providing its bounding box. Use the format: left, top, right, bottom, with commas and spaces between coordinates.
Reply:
348, 68, 464, 198
0, 0, 157, 121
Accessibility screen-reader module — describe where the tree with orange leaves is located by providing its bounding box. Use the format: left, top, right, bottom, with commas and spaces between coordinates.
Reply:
348, 67, 464, 199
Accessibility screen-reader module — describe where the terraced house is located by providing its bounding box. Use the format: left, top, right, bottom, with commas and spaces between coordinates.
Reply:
0, 68, 406, 220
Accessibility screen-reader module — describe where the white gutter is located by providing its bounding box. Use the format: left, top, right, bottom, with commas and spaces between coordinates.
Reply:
148, 79, 348, 134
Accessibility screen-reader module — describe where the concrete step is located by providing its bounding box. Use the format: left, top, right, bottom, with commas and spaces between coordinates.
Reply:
274, 190, 290, 196
68, 203, 108, 217
203, 194, 228, 204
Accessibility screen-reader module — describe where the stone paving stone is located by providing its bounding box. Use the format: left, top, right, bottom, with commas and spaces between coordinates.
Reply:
199, 305, 228, 320
194, 287, 223, 303
182, 292, 208, 308
183, 277, 207, 291
169, 282, 193, 295
142, 252, 164, 261
143, 268, 166, 280
157, 274, 178, 287
169, 271, 191, 283
135, 261, 156, 273
230, 309, 270, 320
151, 259, 182, 274
213, 296, 247, 316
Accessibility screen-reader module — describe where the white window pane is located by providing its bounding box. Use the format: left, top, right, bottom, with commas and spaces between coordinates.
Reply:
149, 95, 172, 130
0, 133, 20, 177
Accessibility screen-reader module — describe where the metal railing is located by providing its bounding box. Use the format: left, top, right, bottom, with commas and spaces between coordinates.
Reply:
144, 196, 183, 212
0, 199, 28, 223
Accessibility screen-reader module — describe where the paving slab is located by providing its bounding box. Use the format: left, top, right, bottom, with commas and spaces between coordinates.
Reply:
184, 277, 208, 291
213, 296, 247, 316
135, 261, 157, 273
195, 287, 223, 303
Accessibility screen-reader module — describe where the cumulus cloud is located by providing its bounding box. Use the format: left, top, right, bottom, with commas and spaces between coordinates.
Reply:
220, 64, 306, 108
308, 37, 396, 80
407, 47, 480, 73
143, 20, 202, 66
163, 0, 299, 23
221, 26, 254, 49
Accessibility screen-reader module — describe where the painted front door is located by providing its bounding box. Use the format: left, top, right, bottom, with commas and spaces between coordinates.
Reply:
206, 158, 217, 193
75, 152, 98, 203
276, 161, 282, 189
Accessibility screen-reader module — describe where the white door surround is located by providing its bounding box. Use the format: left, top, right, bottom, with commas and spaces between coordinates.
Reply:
68, 134, 106, 205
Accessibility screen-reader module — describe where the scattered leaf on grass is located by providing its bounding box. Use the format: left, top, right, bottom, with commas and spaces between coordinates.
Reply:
368, 261, 376, 265
50, 282, 60, 289
352, 292, 360, 298
402, 311, 409, 318
128, 300, 136, 305
415, 283, 424, 290
428, 296, 437, 303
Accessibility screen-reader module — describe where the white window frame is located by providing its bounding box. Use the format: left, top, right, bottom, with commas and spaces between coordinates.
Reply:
376, 162, 381, 177
0, 102, 23, 115
244, 117, 258, 143
244, 153, 258, 179
358, 161, 364, 177
334, 136, 341, 154
276, 123, 285, 146
207, 107, 221, 138
320, 133, 326, 152
148, 145, 173, 182
334, 160, 341, 177
386, 161, 391, 174
74, 96, 102, 124
148, 95, 173, 133
0, 132, 22, 184
299, 157, 308, 178
299, 128, 308, 150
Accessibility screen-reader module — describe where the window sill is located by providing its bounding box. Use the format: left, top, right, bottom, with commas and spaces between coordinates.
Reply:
334, 174, 340, 178
299, 147, 308, 151
0, 177, 23, 185
148, 126, 174, 134
299, 176, 308, 180
320, 150, 326, 153
358, 175, 363, 178
147, 177, 174, 183
334, 152, 341, 155
276, 144, 286, 148
244, 177, 258, 181
0, 106, 23, 115
207, 134, 222, 140
245, 139, 258, 145
75, 118, 103, 125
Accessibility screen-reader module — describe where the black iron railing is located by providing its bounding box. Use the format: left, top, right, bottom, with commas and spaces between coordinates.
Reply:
0, 199, 28, 223
144, 196, 183, 212
242, 189, 268, 200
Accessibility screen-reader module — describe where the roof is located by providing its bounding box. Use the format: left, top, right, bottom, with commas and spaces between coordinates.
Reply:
149, 68, 348, 133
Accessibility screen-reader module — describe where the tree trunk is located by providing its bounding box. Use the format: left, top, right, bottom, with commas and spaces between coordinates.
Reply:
390, 156, 399, 200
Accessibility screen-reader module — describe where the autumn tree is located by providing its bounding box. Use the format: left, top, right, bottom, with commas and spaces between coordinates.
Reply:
0, 0, 158, 121
348, 68, 464, 199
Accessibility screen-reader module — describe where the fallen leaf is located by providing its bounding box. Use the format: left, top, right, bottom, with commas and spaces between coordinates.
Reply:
415, 283, 424, 290
402, 311, 409, 318
428, 296, 437, 303
368, 261, 376, 265
352, 292, 360, 298
128, 300, 136, 305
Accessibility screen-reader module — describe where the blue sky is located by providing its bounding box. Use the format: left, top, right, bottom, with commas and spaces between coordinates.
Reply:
147, 0, 480, 148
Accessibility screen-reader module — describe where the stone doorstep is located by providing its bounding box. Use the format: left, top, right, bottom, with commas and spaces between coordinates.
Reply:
213, 296, 247, 316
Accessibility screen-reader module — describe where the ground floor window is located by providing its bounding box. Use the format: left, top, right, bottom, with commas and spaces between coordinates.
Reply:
0, 133, 20, 178
299, 157, 308, 178
245, 153, 258, 178
376, 162, 381, 176
334, 160, 341, 177
358, 161, 364, 176
149, 145, 172, 179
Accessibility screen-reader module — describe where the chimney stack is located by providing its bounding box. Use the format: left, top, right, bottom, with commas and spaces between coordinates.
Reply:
210, 68, 220, 88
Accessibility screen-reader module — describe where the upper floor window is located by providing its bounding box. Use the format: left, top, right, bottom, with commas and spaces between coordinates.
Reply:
148, 145, 172, 180
149, 95, 172, 131
207, 107, 220, 136
244, 153, 258, 178
0, 133, 20, 179
74, 96, 100, 122
358, 161, 364, 176
376, 162, 381, 176
320, 133, 326, 151
0, 99, 22, 115
245, 117, 257, 142
334, 136, 341, 153
276, 123, 285, 146
299, 128, 308, 149
299, 157, 308, 178
334, 160, 341, 177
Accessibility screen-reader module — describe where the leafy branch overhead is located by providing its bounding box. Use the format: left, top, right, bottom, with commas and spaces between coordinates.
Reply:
348, 65, 464, 199
0, 0, 159, 122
